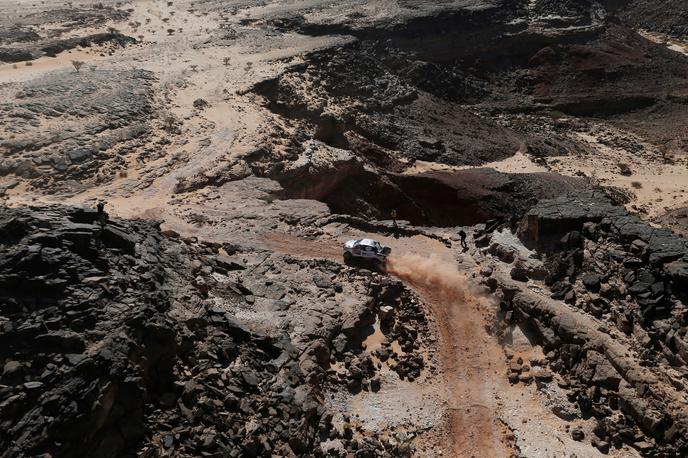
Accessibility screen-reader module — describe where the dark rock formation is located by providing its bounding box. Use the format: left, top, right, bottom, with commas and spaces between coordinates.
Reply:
0, 32, 137, 63
0, 205, 422, 457
494, 191, 688, 454
0, 69, 157, 191
0, 205, 177, 456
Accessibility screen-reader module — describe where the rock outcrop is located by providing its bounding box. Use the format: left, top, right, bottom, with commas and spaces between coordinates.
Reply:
0, 205, 426, 456
485, 191, 688, 455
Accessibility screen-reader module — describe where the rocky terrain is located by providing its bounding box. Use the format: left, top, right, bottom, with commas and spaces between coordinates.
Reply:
1, 0, 687, 456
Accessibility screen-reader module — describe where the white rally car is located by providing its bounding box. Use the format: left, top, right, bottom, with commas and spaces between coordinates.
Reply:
343, 239, 391, 265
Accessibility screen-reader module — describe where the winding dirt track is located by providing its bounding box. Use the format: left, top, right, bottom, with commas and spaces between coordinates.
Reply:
386, 254, 514, 457
263, 233, 514, 456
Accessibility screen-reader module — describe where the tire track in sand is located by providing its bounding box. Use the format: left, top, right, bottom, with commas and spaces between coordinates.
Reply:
261, 233, 515, 456
385, 254, 515, 457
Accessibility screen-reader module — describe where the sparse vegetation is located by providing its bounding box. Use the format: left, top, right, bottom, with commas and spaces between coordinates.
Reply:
71, 60, 84, 73
618, 162, 632, 176
631, 181, 643, 189
162, 115, 181, 133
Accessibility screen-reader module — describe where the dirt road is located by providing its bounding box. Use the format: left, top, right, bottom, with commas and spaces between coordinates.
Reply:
263, 232, 515, 456
386, 254, 515, 457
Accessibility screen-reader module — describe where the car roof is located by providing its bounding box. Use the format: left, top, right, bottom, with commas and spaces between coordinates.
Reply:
357, 239, 379, 246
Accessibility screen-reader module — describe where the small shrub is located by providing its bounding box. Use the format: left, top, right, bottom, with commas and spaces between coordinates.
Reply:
618, 163, 632, 176
71, 60, 84, 73
631, 181, 642, 189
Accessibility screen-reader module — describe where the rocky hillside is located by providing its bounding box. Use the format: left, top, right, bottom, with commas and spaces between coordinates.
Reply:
0, 205, 435, 456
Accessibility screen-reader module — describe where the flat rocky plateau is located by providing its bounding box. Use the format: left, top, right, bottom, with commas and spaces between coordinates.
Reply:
1, 0, 688, 457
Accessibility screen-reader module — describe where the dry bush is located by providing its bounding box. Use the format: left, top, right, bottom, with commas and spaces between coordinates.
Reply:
71, 60, 84, 73
618, 163, 632, 176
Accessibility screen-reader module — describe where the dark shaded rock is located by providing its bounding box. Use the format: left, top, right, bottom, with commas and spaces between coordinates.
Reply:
571, 428, 585, 441
582, 273, 601, 292
664, 261, 688, 293
193, 98, 209, 109
215, 254, 245, 271
101, 225, 137, 253
510, 267, 529, 282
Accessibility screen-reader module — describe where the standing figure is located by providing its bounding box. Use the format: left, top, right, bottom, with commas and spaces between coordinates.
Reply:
96, 201, 108, 228
390, 209, 399, 238
458, 229, 468, 250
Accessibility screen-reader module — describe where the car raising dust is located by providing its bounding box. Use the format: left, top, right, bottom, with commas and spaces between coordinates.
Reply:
343, 239, 391, 266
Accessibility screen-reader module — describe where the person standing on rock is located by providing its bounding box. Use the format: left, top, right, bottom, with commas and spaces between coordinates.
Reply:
390, 209, 399, 238
96, 201, 108, 228
458, 229, 468, 250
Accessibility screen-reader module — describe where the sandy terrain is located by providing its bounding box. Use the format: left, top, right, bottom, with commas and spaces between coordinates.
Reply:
547, 129, 688, 218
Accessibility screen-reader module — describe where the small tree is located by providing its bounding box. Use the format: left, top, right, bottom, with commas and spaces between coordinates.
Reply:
71, 60, 84, 73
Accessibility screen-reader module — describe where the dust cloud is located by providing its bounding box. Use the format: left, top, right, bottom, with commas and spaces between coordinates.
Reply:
384, 253, 482, 305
